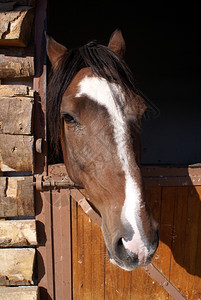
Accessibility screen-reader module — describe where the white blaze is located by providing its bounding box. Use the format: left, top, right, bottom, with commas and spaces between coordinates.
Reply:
76, 76, 148, 263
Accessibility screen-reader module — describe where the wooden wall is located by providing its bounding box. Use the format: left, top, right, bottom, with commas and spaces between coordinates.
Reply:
0, 1, 38, 299
71, 186, 201, 300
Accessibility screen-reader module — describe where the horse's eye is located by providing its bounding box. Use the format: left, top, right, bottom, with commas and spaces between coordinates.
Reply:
62, 113, 77, 124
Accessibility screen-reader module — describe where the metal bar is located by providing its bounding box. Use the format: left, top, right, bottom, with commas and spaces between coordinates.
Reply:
77, 197, 102, 227
33, 180, 80, 190
143, 264, 186, 300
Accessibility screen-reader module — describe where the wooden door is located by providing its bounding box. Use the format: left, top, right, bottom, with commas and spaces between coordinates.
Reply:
71, 183, 201, 300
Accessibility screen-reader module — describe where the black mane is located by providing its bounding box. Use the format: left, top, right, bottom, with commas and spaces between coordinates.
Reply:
47, 41, 137, 153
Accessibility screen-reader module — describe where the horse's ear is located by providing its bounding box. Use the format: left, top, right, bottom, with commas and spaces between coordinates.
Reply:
46, 35, 67, 70
108, 29, 126, 58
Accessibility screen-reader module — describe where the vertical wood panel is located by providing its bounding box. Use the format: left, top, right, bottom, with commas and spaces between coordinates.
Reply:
105, 260, 131, 300
71, 190, 105, 300
132, 186, 169, 299
72, 199, 79, 299
72, 200, 92, 299
170, 186, 201, 300
71, 190, 92, 299
52, 189, 72, 300
158, 187, 176, 279
35, 191, 55, 300
91, 220, 105, 299
131, 267, 169, 300
145, 186, 162, 222
169, 186, 189, 298
194, 187, 201, 300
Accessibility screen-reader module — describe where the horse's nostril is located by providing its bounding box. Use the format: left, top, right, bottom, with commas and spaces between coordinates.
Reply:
116, 238, 124, 253
114, 237, 123, 251
114, 237, 138, 264
117, 238, 123, 247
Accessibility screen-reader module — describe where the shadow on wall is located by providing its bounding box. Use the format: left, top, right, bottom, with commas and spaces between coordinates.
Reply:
146, 179, 201, 278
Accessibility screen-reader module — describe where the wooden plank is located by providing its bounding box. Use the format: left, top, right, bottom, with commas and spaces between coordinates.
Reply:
169, 186, 201, 299
91, 219, 105, 299
105, 259, 131, 300
0, 6, 34, 47
142, 166, 201, 186
52, 189, 72, 300
0, 97, 33, 135
0, 134, 34, 172
169, 187, 188, 298
154, 187, 176, 282
35, 191, 55, 300
130, 187, 168, 299
0, 176, 34, 217
131, 267, 170, 300
0, 248, 35, 285
0, 47, 34, 79
0, 286, 39, 300
142, 165, 201, 177
194, 187, 201, 300
71, 189, 105, 300
0, 219, 37, 247
131, 186, 169, 299
71, 198, 79, 299
74, 199, 93, 299
0, 85, 34, 97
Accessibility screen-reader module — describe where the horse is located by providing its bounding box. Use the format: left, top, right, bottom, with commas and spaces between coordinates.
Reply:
46, 29, 159, 271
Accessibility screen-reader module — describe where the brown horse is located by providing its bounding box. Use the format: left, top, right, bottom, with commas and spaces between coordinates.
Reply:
46, 30, 159, 271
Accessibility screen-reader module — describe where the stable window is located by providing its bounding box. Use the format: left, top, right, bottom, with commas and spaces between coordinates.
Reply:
47, 1, 201, 167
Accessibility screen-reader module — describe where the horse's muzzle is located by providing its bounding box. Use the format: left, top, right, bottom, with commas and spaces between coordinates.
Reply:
108, 228, 159, 271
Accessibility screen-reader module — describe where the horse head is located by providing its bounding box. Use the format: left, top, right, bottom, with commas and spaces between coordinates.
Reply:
46, 30, 159, 271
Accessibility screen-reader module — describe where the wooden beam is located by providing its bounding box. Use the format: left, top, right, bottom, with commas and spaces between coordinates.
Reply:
0, 47, 34, 79
0, 84, 34, 97
0, 97, 33, 135
0, 176, 34, 217
0, 6, 34, 47
0, 220, 37, 247
0, 248, 35, 285
142, 165, 201, 186
0, 286, 39, 300
0, 134, 34, 172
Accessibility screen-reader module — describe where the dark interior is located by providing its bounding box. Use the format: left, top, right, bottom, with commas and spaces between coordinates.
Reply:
47, 1, 201, 165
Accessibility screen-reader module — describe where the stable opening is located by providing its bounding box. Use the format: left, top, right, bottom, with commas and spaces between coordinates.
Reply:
47, 1, 201, 166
